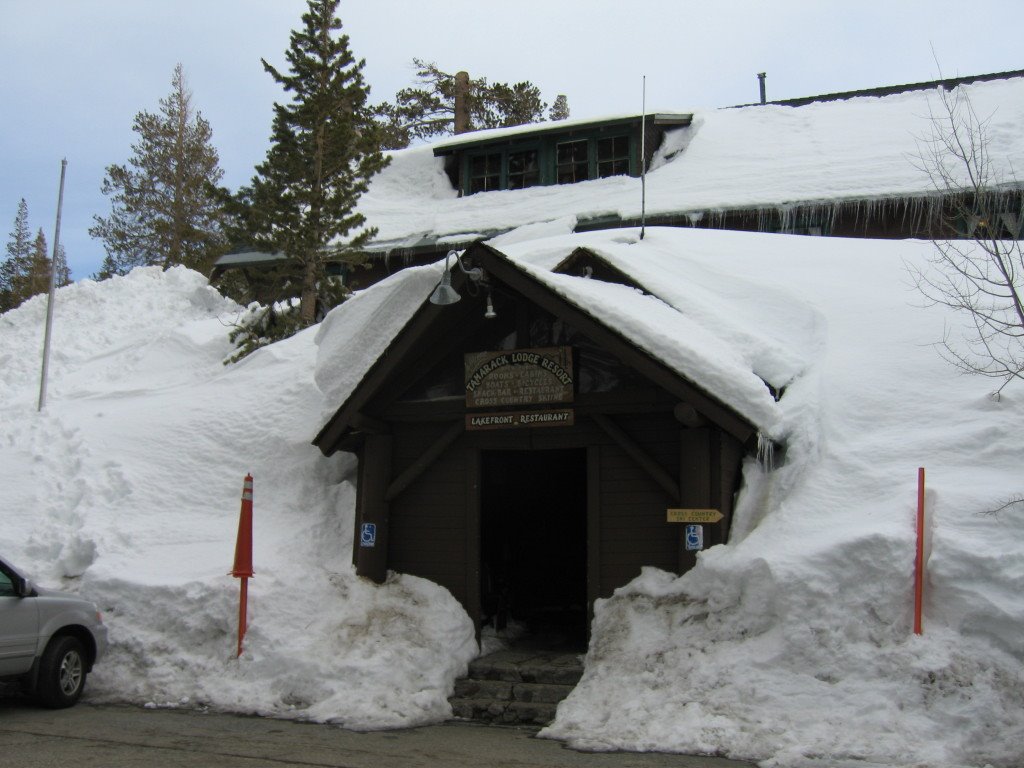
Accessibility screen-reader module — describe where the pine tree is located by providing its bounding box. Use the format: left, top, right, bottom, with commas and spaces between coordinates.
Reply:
1, 210, 72, 311
1, 199, 32, 312
477, 81, 546, 130
22, 229, 53, 300
53, 243, 71, 289
90, 64, 226, 277
224, 0, 387, 332
374, 60, 568, 149
549, 94, 570, 122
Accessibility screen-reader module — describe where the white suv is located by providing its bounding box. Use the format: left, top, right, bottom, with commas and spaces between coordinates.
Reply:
0, 555, 108, 708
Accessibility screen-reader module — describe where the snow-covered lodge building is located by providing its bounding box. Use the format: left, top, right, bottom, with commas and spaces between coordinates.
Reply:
215, 69, 1024, 293
305, 71, 1024, 648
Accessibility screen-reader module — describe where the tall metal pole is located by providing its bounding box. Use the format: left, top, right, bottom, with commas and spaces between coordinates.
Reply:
640, 76, 647, 241
38, 158, 67, 412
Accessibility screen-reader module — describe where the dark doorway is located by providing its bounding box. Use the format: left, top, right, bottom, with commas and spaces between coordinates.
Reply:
480, 448, 588, 649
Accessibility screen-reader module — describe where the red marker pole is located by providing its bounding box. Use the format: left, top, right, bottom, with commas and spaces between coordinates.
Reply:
913, 467, 925, 635
231, 474, 255, 657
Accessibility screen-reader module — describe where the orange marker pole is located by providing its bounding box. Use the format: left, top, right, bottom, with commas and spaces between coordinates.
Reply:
231, 474, 255, 657
913, 467, 925, 635
237, 576, 248, 658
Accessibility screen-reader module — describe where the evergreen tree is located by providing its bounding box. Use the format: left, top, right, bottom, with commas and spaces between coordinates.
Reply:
22, 229, 53, 300
477, 81, 546, 131
53, 243, 71, 289
224, 0, 387, 335
374, 59, 568, 149
90, 64, 227, 277
1, 208, 72, 311
549, 94, 570, 122
1, 199, 32, 312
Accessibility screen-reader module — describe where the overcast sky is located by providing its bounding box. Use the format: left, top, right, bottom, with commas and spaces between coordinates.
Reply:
3, 0, 1023, 280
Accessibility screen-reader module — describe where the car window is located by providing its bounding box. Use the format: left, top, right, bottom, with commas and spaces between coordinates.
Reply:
0, 569, 16, 597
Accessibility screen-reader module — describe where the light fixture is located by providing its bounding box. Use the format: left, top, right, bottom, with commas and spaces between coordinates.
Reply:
484, 290, 497, 320
429, 250, 483, 306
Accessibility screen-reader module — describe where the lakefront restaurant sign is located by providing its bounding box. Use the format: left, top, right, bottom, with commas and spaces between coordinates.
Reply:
464, 347, 574, 429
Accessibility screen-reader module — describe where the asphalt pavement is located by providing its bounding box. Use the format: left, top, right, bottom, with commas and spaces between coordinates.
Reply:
0, 699, 758, 768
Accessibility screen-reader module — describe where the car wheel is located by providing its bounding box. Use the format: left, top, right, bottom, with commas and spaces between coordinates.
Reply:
36, 636, 86, 708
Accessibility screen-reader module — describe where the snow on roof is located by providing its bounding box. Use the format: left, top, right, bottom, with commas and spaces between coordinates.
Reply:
315, 229, 801, 436
356, 76, 1024, 248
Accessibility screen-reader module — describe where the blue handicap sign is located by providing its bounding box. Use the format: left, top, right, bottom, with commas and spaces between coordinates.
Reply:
360, 522, 377, 548
685, 524, 704, 551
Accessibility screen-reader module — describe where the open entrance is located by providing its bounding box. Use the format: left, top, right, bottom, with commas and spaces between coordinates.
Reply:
480, 448, 588, 649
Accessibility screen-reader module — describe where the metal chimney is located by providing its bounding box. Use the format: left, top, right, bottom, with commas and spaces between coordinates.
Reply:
757, 72, 767, 104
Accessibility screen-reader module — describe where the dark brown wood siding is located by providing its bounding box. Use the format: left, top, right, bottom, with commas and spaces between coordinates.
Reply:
381, 410, 744, 619
387, 421, 470, 607
595, 413, 680, 597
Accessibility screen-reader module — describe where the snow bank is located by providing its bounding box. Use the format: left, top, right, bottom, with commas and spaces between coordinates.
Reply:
535, 230, 1024, 767
3, 224, 1024, 767
0, 267, 476, 727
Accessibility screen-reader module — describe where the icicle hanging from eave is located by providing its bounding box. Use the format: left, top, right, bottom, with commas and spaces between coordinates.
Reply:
756, 432, 777, 471
670, 190, 1013, 238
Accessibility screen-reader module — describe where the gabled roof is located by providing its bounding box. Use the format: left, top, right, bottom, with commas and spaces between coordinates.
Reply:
313, 233, 788, 455
354, 72, 1024, 250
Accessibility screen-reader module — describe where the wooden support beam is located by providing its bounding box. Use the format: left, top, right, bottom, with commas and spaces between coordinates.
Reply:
350, 412, 390, 434
384, 420, 465, 502
591, 413, 680, 501
355, 434, 392, 583
674, 403, 707, 428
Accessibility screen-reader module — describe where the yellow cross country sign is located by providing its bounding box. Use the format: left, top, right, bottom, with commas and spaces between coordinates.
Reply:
666, 508, 724, 524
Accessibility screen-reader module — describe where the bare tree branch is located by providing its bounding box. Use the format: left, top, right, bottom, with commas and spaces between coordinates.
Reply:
908, 83, 1024, 398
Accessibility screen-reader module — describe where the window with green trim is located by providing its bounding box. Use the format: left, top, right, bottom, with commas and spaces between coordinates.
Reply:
470, 152, 502, 194
460, 131, 634, 195
556, 140, 589, 184
597, 136, 630, 178
508, 149, 540, 189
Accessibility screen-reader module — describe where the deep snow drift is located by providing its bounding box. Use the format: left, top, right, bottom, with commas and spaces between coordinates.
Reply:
0, 267, 476, 728
2, 229, 1023, 767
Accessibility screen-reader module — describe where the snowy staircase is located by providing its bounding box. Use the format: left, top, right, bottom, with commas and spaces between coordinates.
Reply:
448, 649, 584, 726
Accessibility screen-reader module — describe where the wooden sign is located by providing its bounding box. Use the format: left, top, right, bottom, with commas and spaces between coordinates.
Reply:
467, 409, 575, 431
667, 508, 724, 524
464, 347, 573, 409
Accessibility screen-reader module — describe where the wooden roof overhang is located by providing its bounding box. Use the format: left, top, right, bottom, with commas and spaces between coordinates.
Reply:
312, 242, 759, 456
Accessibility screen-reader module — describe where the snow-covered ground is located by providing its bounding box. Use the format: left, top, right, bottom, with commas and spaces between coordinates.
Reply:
2, 227, 1023, 767
0, 266, 476, 729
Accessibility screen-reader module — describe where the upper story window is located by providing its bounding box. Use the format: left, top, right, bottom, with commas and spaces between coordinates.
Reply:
470, 153, 502, 194
556, 140, 589, 184
435, 113, 693, 197
462, 134, 633, 195
507, 149, 540, 189
597, 136, 630, 178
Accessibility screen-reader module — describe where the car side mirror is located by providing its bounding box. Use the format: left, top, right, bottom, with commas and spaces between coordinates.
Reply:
13, 576, 32, 597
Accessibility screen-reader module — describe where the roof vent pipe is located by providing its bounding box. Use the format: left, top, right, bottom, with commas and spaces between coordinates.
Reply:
757, 72, 767, 104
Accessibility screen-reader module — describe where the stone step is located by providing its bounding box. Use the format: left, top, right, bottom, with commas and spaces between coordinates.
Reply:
452, 678, 576, 705
450, 697, 560, 726
467, 651, 584, 686
449, 648, 585, 726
